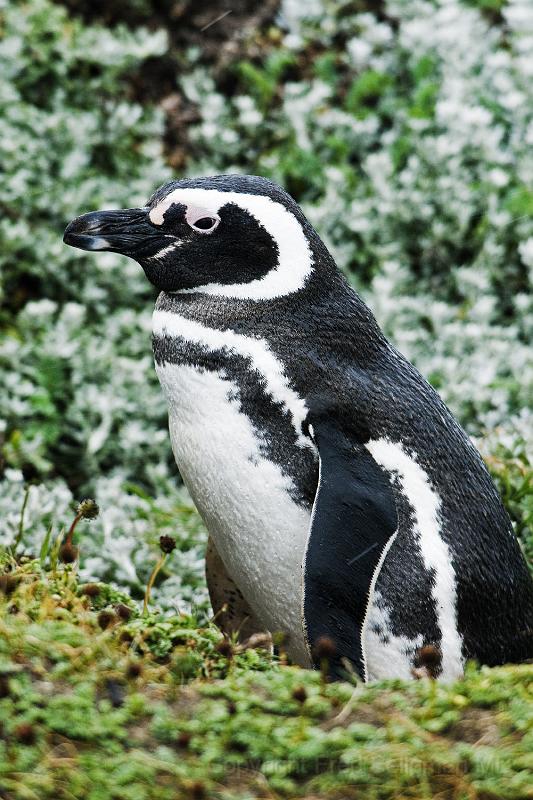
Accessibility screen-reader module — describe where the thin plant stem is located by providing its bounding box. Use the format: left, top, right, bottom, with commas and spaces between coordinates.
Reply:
65, 512, 83, 547
143, 554, 167, 614
13, 485, 31, 553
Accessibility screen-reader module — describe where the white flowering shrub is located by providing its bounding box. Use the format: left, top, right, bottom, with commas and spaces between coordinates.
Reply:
0, 0, 207, 610
0, 0, 530, 608
0, 0, 173, 487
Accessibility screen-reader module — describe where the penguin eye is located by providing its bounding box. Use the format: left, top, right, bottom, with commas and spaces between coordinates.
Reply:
184, 206, 221, 235
194, 217, 217, 230
188, 216, 220, 234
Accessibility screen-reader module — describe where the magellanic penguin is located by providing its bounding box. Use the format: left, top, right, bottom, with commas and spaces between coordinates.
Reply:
64, 175, 533, 682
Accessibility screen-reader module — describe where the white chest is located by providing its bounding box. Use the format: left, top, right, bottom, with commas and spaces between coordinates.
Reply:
155, 361, 313, 666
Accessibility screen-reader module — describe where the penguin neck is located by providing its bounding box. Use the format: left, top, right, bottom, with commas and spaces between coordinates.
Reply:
152, 227, 388, 360
153, 265, 331, 327
153, 268, 389, 364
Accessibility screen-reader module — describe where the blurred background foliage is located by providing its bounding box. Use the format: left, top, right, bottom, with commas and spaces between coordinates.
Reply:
0, 0, 531, 608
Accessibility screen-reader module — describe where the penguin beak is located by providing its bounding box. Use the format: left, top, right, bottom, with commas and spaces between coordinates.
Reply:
63, 208, 159, 257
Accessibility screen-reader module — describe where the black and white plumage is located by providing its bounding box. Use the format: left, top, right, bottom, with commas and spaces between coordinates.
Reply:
64, 174, 533, 681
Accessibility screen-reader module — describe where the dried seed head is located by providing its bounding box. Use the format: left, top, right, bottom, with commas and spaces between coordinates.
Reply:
119, 630, 134, 645
159, 535, 177, 554
190, 780, 206, 799
176, 730, 192, 749
215, 638, 234, 659
14, 723, 36, 745
230, 739, 247, 752
227, 700, 237, 715
81, 583, 100, 598
292, 686, 307, 704
0, 675, 10, 698
126, 661, 142, 679
59, 542, 79, 564
97, 610, 115, 630
77, 499, 99, 520
416, 645, 441, 667
414, 644, 442, 678
0, 575, 19, 596
312, 636, 337, 662
114, 603, 132, 622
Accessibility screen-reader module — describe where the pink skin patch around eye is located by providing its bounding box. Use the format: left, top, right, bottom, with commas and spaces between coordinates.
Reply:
185, 205, 220, 231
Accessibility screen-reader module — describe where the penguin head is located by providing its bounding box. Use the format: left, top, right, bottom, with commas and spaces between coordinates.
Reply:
64, 175, 332, 300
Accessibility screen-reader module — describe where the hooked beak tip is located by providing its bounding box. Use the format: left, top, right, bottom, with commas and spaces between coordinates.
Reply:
63, 211, 113, 251
63, 227, 111, 251
63, 209, 143, 253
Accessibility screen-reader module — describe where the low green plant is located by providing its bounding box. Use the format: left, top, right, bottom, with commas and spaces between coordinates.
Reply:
1, 548, 532, 799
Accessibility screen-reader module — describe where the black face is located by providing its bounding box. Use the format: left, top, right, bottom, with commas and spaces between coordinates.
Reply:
63, 178, 281, 293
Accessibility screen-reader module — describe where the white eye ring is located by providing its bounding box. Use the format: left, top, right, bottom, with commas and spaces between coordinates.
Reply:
185, 205, 220, 235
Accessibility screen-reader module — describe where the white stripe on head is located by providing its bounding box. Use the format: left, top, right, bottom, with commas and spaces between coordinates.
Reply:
365, 438, 465, 682
152, 309, 314, 450
149, 187, 313, 300
146, 240, 183, 262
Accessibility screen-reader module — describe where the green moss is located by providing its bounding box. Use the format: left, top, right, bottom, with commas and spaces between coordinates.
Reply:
1, 554, 532, 799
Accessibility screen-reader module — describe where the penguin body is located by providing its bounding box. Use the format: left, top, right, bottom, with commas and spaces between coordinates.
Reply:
64, 174, 533, 681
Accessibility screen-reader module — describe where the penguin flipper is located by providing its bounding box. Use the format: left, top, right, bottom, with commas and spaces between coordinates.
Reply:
303, 418, 397, 681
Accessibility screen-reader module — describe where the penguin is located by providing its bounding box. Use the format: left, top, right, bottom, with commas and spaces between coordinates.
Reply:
64, 174, 533, 682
